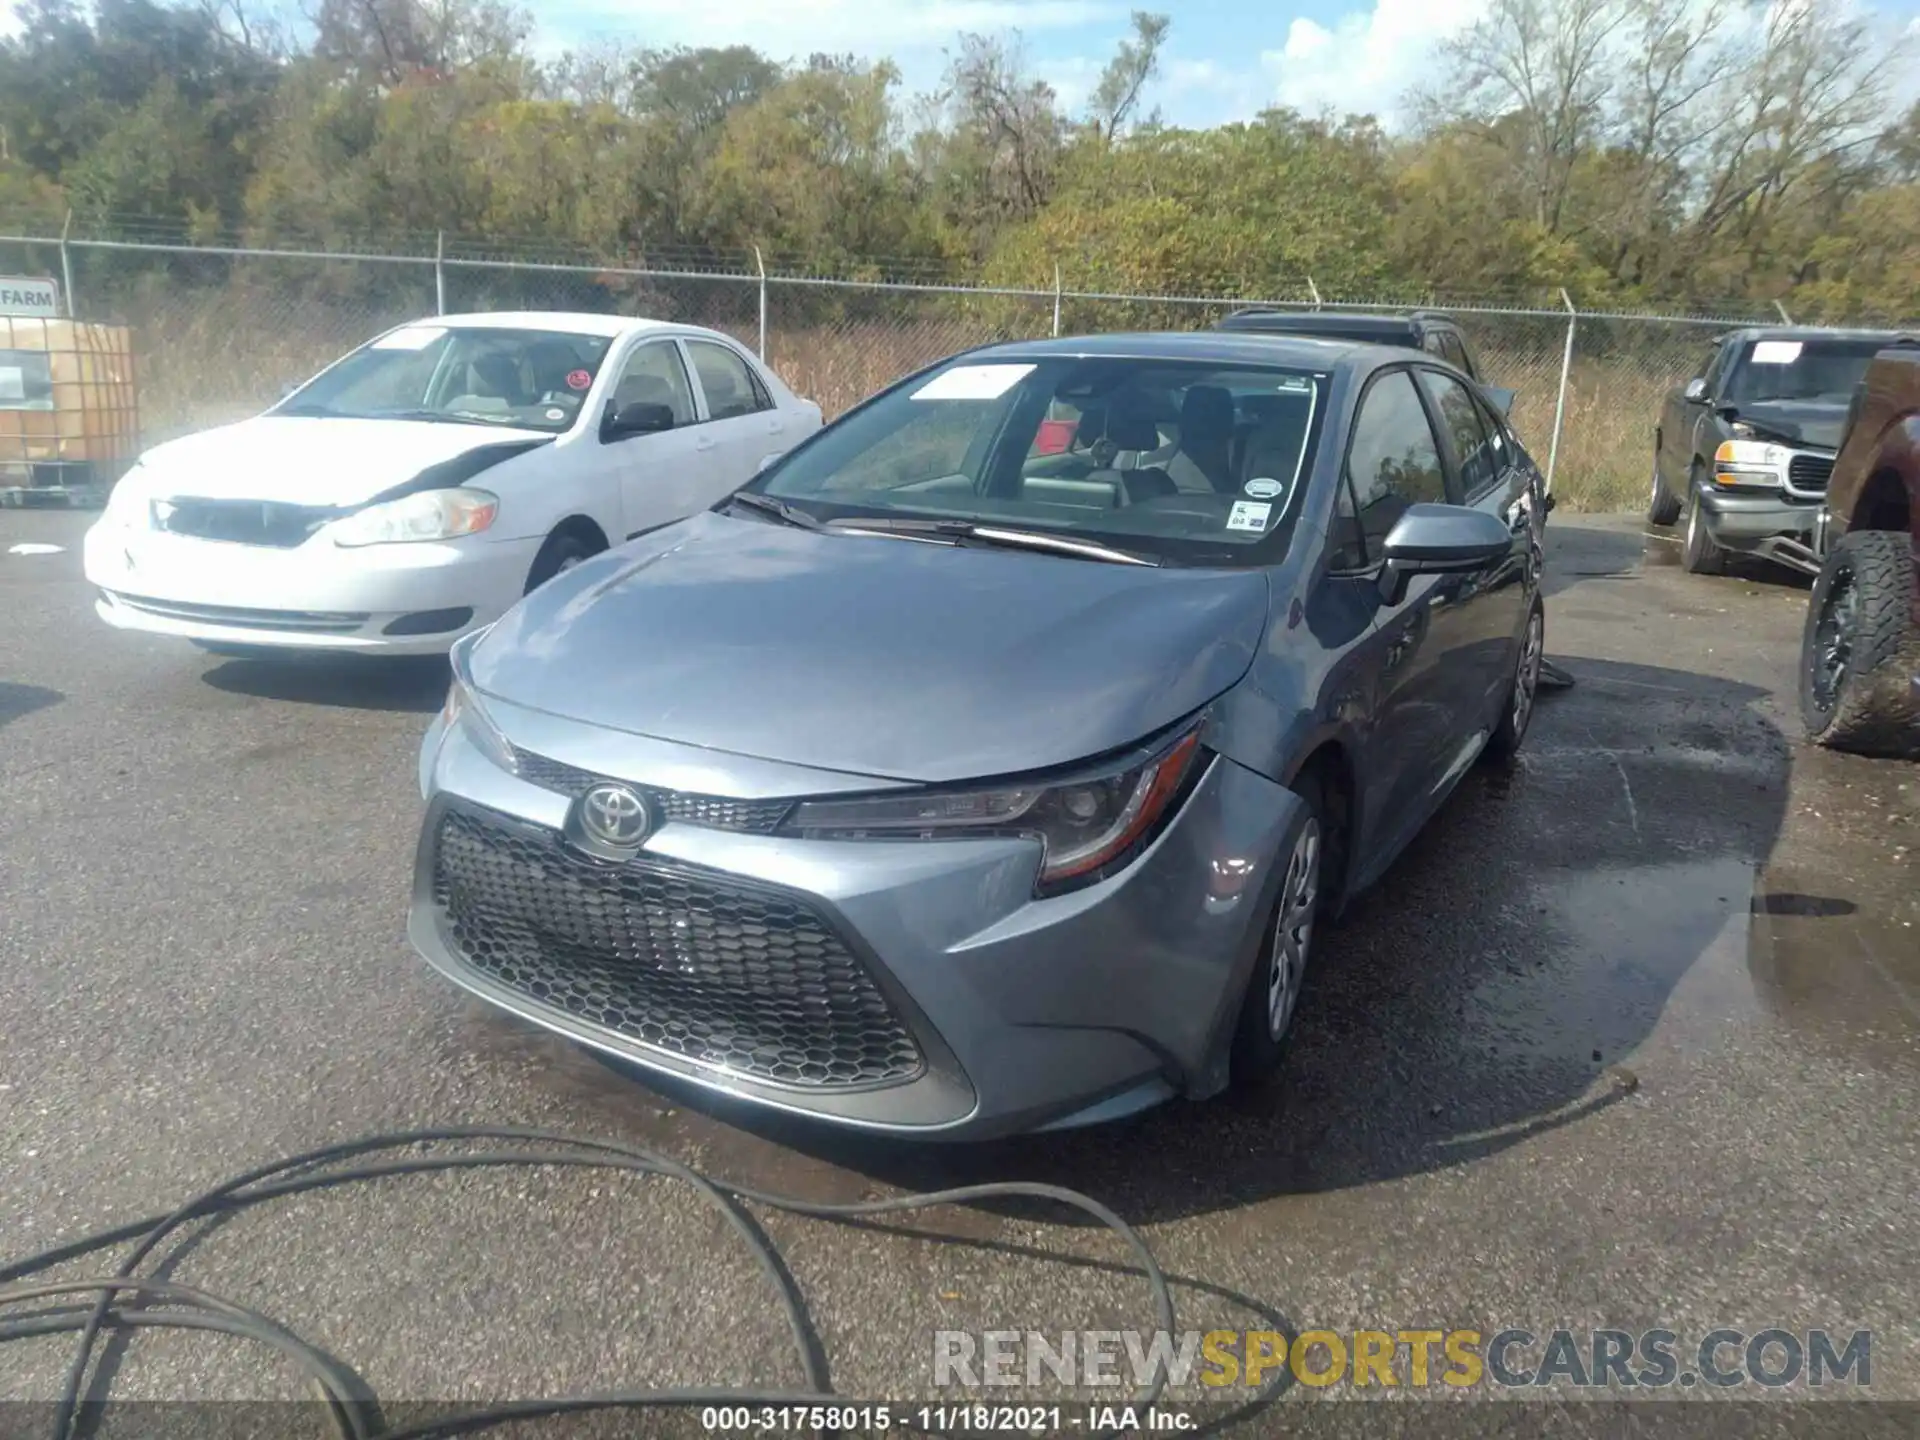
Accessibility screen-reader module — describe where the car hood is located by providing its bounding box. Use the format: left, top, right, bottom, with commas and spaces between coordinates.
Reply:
1730, 399, 1847, 451
125, 415, 554, 508
473, 511, 1272, 784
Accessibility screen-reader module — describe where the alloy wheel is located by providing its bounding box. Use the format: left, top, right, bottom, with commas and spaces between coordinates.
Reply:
1267, 818, 1321, 1040
1512, 609, 1544, 738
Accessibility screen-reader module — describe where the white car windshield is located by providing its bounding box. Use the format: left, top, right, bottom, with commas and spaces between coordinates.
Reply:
276, 325, 614, 434
749, 356, 1329, 566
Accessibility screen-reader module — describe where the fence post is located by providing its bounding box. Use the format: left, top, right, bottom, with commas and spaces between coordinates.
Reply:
1052, 263, 1063, 338
59, 209, 77, 320
1307, 276, 1321, 311
755, 246, 768, 360
434, 231, 447, 316
1545, 289, 1577, 497
1774, 299, 1794, 324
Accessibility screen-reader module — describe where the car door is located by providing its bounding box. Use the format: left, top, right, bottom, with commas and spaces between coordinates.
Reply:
680, 337, 791, 491
1663, 340, 1725, 486
1341, 366, 1476, 849
1416, 366, 1530, 722
597, 337, 708, 540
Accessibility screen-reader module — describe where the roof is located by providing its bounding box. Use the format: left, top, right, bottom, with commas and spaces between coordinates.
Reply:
966, 330, 1387, 369
1215, 310, 1451, 338
1716, 325, 1915, 345
418, 311, 679, 339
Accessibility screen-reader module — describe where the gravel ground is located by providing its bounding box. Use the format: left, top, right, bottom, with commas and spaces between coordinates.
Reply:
1, 509, 1915, 1437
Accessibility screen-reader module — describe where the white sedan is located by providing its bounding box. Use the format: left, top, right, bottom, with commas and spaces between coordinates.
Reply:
82, 312, 823, 654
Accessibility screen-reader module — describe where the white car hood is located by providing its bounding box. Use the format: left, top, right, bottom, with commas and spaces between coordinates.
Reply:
127, 416, 555, 508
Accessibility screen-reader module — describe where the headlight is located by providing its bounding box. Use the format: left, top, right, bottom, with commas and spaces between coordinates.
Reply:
442, 630, 518, 775
1713, 439, 1787, 488
785, 725, 1206, 893
331, 487, 498, 547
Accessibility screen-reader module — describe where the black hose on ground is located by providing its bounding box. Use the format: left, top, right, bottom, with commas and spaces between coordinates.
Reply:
0, 1127, 1177, 1440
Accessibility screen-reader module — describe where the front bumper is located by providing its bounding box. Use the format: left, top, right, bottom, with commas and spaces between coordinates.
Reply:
82, 519, 542, 655
407, 699, 1302, 1140
1695, 485, 1821, 548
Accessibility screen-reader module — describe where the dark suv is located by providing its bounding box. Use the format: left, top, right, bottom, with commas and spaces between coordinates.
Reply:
1649, 326, 1906, 575
1217, 308, 1485, 376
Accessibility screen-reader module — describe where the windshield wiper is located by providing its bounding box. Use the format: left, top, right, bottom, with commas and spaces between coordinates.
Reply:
361, 408, 514, 427
725, 491, 825, 530
825, 516, 1160, 567
273, 403, 338, 418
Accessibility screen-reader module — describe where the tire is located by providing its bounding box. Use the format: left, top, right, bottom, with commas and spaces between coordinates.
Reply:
1681, 468, 1728, 575
525, 528, 603, 594
1648, 449, 1682, 526
1798, 528, 1920, 757
1230, 767, 1331, 1086
1485, 596, 1545, 761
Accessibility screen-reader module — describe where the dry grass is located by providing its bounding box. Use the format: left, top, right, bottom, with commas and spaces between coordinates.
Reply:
117, 292, 1675, 513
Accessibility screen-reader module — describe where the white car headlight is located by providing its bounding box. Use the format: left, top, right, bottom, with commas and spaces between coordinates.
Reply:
785, 725, 1206, 894
1712, 440, 1788, 488
331, 487, 498, 547
441, 629, 519, 775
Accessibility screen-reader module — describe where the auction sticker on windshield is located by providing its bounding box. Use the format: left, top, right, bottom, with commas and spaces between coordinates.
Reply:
1751, 341, 1804, 365
1244, 477, 1285, 500
1226, 500, 1272, 532
373, 327, 447, 351
912, 364, 1035, 401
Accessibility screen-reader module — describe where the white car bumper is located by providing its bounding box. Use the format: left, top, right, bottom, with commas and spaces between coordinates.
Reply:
82, 520, 544, 656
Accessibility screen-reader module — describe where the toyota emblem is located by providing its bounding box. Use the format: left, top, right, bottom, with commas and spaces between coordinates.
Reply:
577, 782, 653, 850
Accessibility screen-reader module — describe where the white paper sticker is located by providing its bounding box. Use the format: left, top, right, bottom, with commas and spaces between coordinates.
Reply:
0, 366, 24, 403
1243, 477, 1284, 500
372, 326, 447, 351
1276, 375, 1314, 392
7, 542, 63, 555
1226, 500, 1272, 533
1751, 340, 1803, 365
545, 407, 566, 422
911, 364, 1035, 401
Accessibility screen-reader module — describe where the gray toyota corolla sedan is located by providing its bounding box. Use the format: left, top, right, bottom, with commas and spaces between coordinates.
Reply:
409, 332, 1547, 1139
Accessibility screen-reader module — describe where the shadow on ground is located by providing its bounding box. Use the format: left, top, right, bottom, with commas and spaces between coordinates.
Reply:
0, 680, 61, 732
199, 654, 449, 714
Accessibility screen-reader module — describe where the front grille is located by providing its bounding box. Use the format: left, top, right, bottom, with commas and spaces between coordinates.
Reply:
430, 804, 924, 1089
106, 591, 368, 633
1787, 453, 1834, 496
153, 496, 337, 548
512, 747, 793, 834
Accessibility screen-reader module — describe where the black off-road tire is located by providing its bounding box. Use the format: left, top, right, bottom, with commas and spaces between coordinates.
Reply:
1231, 767, 1334, 1087
525, 528, 603, 594
1681, 468, 1728, 575
1648, 451, 1682, 526
1799, 528, 1920, 757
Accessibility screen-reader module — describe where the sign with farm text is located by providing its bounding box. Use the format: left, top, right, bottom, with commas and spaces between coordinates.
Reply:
0, 277, 62, 319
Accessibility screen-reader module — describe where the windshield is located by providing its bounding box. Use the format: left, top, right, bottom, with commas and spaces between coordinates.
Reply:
1723, 339, 1888, 406
748, 356, 1328, 566
276, 325, 613, 433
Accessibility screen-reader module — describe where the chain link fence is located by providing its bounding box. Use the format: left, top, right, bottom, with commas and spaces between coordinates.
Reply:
0, 228, 1809, 511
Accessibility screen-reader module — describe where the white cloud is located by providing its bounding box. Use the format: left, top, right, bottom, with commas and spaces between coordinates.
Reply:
1261, 0, 1488, 126
0, 0, 21, 40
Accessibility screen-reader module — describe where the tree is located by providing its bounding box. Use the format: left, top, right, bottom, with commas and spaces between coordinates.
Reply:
1086, 11, 1169, 143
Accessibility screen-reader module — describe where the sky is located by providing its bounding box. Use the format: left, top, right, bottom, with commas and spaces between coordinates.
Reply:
4, 0, 1920, 131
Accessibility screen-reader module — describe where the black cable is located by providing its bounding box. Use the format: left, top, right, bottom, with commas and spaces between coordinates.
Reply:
0, 1126, 1177, 1440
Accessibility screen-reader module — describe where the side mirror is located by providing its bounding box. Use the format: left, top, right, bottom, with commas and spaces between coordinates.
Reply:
601, 399, 675, 441
1377, 503, 1511, 605
757, 451, 785, 474
1483, 386, 1516, 417
1684, 378, 1709, 403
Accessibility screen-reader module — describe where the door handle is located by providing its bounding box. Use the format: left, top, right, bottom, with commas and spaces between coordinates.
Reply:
767, 415, 785, 434
695, 434, 717, 452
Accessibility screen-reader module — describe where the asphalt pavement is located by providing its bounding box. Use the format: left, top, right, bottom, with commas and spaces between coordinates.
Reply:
1, 510, 1916, 1435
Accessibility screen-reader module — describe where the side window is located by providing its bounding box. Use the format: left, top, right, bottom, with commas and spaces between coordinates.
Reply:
1346, 369, 1448, 555
1421, 331, 1448, 358
686, 340, 771, 421
1702, 343, 1734, 391
1420, 369, 1497, 499
1440, 333, 1473, 376
610, 341, 697, 426
1473, 394, 1512, 474
1328, 469, 1370, 570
